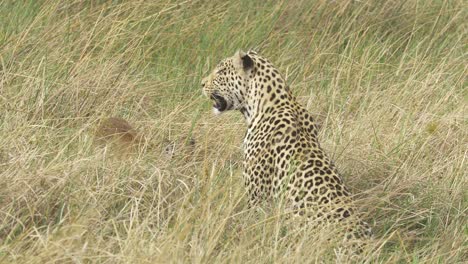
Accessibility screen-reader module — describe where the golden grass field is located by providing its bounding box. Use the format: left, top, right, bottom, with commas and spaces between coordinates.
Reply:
0, 0, 466, 263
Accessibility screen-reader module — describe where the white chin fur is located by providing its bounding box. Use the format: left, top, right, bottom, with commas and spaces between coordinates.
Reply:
213, 107, 222, 115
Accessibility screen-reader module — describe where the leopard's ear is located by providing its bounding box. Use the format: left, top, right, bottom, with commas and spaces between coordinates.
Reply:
247, 49, 258, 55
234, 50, 254, 72
241, 52, 254, 70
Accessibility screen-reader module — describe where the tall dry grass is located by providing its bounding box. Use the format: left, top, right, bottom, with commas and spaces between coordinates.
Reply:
0, 0, 466, 263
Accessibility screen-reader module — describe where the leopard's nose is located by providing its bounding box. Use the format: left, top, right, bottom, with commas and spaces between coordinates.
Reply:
201, 78, 209, 97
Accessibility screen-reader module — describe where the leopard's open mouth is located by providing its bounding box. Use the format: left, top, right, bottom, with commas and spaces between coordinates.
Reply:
210, 93, 228, 112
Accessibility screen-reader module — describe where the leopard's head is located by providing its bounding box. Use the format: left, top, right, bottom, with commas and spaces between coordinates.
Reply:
201, 50, 255, 114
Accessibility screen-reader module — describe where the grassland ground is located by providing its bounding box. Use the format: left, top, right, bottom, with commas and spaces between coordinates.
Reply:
0, 0, 466, 263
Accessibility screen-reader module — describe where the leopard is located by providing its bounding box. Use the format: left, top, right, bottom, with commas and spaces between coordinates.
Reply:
201, 50, 372, 254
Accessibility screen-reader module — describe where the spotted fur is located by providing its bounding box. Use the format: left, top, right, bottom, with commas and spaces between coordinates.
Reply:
202, 50, 372, 251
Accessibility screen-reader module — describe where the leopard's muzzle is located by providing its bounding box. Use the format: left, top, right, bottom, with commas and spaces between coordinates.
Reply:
211, 93, 228, 112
